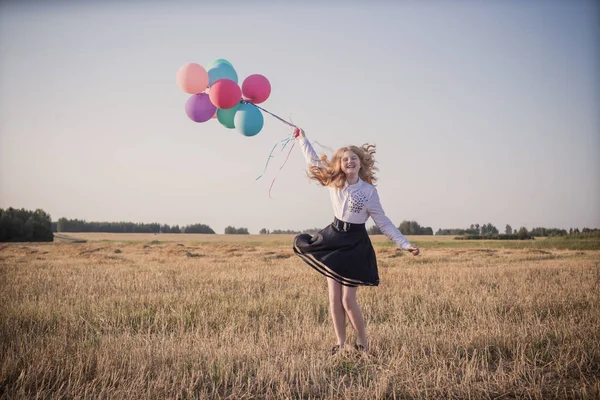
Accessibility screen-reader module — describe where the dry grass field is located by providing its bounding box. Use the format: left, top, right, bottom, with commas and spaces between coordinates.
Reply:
1, 234, 599, 399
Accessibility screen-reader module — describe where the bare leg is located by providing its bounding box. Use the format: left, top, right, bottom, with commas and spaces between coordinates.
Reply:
327, 278, 346, 347
342, 286, 368, 349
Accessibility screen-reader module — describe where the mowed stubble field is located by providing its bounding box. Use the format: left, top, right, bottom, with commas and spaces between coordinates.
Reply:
1, 233, 599, 399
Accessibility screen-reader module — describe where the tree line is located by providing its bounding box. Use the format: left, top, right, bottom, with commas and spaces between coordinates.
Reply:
261, 220, 600, 239
55, 218, 216, 234
0, 208, 53, 242
259, 228, 321, 235
55, 219, 261, 235
225, 226, 249, 234
260, 221, 434, 236
360, 221, 434, 236
2, 208, 599, 242
436, 223, 599, 240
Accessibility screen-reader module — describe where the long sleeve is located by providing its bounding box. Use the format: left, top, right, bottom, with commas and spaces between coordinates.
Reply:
298, 136, 325, 168
366, 189, 411, 250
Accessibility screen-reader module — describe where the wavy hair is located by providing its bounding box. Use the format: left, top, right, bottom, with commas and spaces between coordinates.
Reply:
308, 144, 378, 188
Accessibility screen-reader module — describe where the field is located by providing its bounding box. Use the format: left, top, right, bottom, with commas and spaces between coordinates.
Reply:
1, 234, 599, 399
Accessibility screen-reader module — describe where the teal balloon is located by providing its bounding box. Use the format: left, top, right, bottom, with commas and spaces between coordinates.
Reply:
234, 103, 264, 137
217, 103, 240, 129
208, 58, 233, 70
208, 63, 238, 86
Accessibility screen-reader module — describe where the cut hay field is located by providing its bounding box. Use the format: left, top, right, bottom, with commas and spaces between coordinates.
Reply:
1, 234, 599, 399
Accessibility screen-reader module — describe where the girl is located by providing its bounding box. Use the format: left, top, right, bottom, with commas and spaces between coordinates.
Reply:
292, 128, 420, 354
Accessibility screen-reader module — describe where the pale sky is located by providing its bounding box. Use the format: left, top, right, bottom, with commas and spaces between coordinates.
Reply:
1, 0, 598, 234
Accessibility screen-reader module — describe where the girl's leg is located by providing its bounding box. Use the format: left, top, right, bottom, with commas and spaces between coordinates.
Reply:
327, 277, 346, 346
341, 286, 368, 349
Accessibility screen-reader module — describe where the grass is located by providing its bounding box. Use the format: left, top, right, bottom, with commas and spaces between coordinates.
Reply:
1, 235, 599, 398
54, 232, 600, 250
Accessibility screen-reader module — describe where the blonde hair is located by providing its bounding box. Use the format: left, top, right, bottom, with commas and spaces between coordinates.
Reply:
308, 144, 378, 188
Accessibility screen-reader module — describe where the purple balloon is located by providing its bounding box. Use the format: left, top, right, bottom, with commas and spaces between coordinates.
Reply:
185, 93, 216, 123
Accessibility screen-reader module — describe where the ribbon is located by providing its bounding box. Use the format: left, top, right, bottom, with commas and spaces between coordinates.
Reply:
242, 100, 298, 129
243, 101, 305, 198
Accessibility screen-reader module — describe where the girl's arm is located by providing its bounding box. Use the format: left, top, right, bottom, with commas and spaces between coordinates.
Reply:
367, 189, 420, 255
294, 128, 324, 168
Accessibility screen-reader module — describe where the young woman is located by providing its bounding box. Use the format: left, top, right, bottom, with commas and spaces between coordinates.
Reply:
292, 128, 420, 354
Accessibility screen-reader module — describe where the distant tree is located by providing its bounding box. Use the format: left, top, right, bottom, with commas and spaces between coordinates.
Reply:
530, 227, 568, 237
368, 225, 382, 235
160, 224, 170, 234
467, 224, 481, 235
421, 226, 434, 235
259, 228, 269, 234
171, 225, 181, 234
398, 220, 433, 235
580, 228, 600, 236
56, 218, 164, 233
271, 229, 302, 234
505, 224, 513, 235
182, 223, 215, 234
517, 226, 530, 240
0, 208, 53, 242
436, 228, 468, 235
480, 224, 488, 235
530, 227, 545, 237
399, 221, 411, 235
481, 223, 499, 235
409, 221, 421, 235
224, 226, 249, 234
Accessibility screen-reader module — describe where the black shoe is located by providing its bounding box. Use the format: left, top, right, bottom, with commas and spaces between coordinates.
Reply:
354, 344, 366, 351
331, 345, 341, 355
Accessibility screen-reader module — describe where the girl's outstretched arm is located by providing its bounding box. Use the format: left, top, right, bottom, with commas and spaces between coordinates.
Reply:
294, 128, 324, 168
367, 190, 420, 256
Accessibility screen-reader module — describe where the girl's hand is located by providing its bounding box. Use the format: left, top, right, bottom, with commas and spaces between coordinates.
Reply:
408, 244, 420, 256
293, 128, 305, 139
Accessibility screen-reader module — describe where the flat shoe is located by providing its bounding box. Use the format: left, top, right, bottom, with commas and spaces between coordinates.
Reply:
354, 344, 366, 351
331, 345, 341, 355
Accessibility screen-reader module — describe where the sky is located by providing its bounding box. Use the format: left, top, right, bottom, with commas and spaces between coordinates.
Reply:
0, 0, 598, 234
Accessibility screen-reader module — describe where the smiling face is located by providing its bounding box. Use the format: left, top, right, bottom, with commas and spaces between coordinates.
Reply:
340, 150, 361, 177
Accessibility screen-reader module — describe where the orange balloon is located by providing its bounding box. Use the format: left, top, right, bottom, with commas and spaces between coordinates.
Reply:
176, 63, 208, 94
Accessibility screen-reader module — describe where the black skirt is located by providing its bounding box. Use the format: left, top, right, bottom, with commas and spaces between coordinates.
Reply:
293, 217, 379, 287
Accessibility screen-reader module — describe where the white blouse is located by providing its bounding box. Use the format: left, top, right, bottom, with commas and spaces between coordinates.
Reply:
298, 136, 412, 251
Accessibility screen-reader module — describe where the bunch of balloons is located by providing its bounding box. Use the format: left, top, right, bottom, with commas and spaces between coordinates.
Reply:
176, 59, 272, 137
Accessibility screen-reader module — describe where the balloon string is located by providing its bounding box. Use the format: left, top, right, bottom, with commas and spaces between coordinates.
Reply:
279, 140, 296, 171
243, 101, 299, 198
280, 136, 293, 152
242, 100, 298, 129
255, 137, 290, 181
312, 141, 333, 154
268, 140, 296, 199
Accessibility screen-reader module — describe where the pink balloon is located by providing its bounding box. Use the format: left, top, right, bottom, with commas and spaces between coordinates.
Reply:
209, 79, 241, 109
177, 63, 208, 94
185, 93, 216, 123
242, 74, 271, 104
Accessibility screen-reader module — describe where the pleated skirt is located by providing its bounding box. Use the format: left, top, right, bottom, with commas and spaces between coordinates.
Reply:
293, 218, 379, 287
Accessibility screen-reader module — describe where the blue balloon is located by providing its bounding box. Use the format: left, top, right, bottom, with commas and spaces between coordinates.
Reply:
217, 103, 241, 129
234, 103, 264, 137
208, 63, 238, 86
